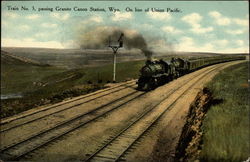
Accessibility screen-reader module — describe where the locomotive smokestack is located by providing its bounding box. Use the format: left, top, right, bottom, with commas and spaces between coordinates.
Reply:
141, 49, 153, 61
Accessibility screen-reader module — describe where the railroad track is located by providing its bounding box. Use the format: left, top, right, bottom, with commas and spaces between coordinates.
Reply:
83, 63, 226, 162
0, 80, 136, 126
0, 87, 146, 161
1, 81, 137, 133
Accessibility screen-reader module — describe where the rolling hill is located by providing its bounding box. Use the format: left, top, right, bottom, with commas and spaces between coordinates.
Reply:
1, 50, 48, 66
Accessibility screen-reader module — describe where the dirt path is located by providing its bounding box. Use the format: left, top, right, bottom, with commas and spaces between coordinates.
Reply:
0, 61, 244, 162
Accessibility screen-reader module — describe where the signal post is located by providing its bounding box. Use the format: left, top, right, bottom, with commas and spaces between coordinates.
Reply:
108, 33, 124, 82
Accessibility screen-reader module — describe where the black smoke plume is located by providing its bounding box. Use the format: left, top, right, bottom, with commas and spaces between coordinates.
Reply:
77, 26, 153, 60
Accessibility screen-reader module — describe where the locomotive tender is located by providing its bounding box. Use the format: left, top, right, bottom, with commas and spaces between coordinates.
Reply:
137, 55, 245, 91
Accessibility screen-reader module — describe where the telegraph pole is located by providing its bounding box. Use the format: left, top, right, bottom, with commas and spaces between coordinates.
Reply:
108, 33, 124, 82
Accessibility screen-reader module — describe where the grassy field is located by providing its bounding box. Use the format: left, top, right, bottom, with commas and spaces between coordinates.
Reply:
200, 62, 249, 161
2, 59, 147, 94
1, 64, 66, 94
1, 59, 147, 118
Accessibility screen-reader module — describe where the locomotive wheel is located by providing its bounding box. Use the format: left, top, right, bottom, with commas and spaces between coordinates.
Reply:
175, 72, 180, 79
163, 75, 168, 84
160, 76, 167, 85
137, 79, 151, 91
150, 78, 157, 89
142, 83, 150, 91
138, 82, 146, 91
137, 78, 145, 90
141, 78, 155, 91
169, 75, 174, 81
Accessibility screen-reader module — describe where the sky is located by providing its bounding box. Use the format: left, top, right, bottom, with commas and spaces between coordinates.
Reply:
1, 1, 249, 53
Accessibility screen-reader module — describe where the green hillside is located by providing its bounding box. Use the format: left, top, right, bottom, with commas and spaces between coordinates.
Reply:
1, 50, 66, 95
1, 52, 146, 118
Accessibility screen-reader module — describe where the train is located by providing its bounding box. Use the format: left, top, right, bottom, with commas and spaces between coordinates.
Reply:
137, 55, 245, 91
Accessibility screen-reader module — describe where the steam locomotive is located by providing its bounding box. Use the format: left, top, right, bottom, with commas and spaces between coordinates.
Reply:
137, 56, 245, 91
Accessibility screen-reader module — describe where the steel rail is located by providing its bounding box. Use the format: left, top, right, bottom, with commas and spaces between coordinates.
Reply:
1, 80, 135, 125
1, 91, 147, 161
0, 86, 139, 152
1, 82, 136, 133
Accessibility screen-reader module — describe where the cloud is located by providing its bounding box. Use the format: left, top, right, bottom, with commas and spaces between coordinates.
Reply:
2, 38, 64, 49
89, 15, 103, 23
161, 26, 182, 34
208, 11, 221, 18
150, 39, 173, 50
209, 11, 231, 26
50, 13, 70, 21
225, 29, 244, 35
34, 33, 47, 38
182, 13, 202, 25
177, 37, 248, 53
34, 30, 59, 39
19, 25, 30, 31
112, 12, 132, 21
23, 38, 35, 42
77, 16, 103, 26
62, 40, 78, 49
233, 18, 248, 27
26, 14, 41, 20
3, 12, 19, 19
182, 13, 213, 34
41, 23, 58, 28
214, 39, 229, 47
147, 11, 171, 21
235, 40, 244, 46
177, 36, 214, 52
216, 46, 249, 53
141, 23, 153, 29
190, 25, 213, 34
209, 11, 248, 27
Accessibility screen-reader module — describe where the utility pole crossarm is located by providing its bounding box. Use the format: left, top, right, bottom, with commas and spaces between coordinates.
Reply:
109, 46, 119, 53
